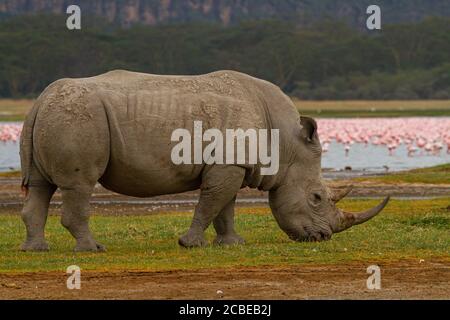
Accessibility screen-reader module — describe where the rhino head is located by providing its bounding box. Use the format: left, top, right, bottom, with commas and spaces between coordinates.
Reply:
268, 116, 390, 242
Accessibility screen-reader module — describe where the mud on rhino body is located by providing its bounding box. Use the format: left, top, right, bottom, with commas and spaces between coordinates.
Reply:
20, 70, 389, 251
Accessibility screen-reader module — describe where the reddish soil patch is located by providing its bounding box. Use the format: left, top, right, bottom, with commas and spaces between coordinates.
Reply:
1, 260, 448, 299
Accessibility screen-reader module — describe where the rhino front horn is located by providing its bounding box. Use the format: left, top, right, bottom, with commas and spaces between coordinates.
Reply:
333, 196, 390, 233
331, 185, 353, 203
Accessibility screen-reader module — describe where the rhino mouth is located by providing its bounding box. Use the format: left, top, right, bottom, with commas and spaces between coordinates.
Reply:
286, 228, 332, 242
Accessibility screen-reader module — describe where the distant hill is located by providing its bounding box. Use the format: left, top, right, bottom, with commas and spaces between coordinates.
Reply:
1, 0, 450, 28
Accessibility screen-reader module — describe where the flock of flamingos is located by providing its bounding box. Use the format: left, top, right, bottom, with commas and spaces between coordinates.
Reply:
1, 117, 450, 156
317, 117, 450, 156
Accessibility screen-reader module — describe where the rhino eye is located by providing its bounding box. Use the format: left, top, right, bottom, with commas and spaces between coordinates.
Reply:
309, 192, 322, 207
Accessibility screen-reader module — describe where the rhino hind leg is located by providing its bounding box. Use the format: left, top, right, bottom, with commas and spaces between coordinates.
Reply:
213, 196, 245, 246
61, 187, 105, 252
178, 165, 245, 248
21, 165, 56, 251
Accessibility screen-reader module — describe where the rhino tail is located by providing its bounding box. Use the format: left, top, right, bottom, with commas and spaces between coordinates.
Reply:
20, 100, 41, 193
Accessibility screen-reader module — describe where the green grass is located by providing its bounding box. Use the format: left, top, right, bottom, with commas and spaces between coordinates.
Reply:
1, 99, 450, 121
0, 198, 448, 273
294, 99, 450, 117
0, 99, 34, 122
0, 170, 21, 178
301, 109, 450, 118
353, 163, 450, 184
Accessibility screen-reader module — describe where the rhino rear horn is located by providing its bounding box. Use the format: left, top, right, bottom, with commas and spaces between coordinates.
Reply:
330, 185, 353, 203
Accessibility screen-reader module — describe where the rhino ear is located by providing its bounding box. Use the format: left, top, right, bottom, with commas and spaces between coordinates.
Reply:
299, 116, 318, 142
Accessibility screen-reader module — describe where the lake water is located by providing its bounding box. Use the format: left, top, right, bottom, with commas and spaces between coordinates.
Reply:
321, 140, 449, 172
1, 139, 449, 173
1, 141, 21, 171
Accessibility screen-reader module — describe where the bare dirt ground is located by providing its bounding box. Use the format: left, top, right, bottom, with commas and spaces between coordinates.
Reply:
1, 176, 449, 300
0, 260, 448, 299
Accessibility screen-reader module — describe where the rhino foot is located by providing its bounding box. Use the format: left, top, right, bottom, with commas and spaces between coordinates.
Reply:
213, 234, 245, 246
74, 240, 106, 252
178, 232, 208, 248
21, 240, 49, 252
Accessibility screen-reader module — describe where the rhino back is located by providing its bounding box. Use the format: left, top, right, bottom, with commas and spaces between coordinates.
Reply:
31, 70, 288, 197
87, 70, 268, 196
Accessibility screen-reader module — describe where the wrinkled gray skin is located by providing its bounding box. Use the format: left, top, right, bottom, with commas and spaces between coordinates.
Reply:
20, 70, 389, 251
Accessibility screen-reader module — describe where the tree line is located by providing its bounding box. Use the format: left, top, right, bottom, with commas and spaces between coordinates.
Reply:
0, 15, 449, 99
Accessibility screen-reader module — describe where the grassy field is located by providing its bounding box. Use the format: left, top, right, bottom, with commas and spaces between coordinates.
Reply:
0, 198, 448, 273
352, 163, 450, 185
0, 170, 21, 178
294, 99, 450, 117
0, 99, 34, 122
1, 99, 450, 121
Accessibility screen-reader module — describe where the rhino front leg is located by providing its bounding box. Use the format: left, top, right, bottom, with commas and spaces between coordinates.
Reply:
178, 166, 245, 248
213, 196, 245, 245
61, 187, 105, 252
